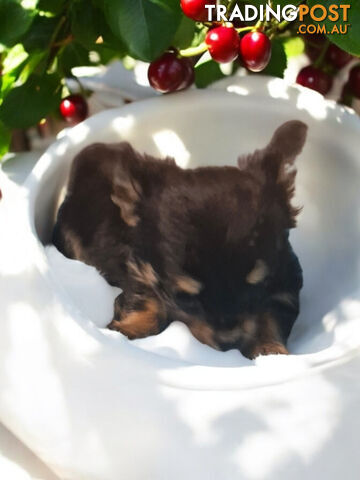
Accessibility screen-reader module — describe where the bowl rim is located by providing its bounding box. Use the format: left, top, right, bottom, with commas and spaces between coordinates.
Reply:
21, 75, 360, 391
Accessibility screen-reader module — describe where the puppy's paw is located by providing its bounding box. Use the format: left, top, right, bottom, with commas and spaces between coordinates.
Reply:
247, 342, 289, 359
107, 318, 126, 332
108, 296, 168, 340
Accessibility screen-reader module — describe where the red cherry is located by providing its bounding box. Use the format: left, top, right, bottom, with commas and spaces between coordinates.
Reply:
176, 57, 195, 91
180, 0, 216, 22
205, 26, 239, 64
59, 95, 88, 124
326, 44, 352, 69
348, 64, 360, 98
148, 53, 194, 93
296, 66, 333, 96
239, 32, 272, 72
148, 53, 184, 93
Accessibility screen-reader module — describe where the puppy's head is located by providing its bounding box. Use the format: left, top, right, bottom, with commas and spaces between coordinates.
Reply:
154, 121, 307, 355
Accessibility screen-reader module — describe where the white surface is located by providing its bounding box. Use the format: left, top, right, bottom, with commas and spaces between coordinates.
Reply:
1, 156, 61, 480
0, 424, 59, 480
2, 151, 43, 185
1, 77, 360, 479
70, 61, 158, 102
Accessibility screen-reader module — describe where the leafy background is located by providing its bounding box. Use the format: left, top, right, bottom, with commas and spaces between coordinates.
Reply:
0, 0, 359, 157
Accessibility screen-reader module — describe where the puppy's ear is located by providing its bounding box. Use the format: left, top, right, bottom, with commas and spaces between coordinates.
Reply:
238, 121, 307, 226
238, 120, 308, 179
111, 143, 142, 227
265, 120, 308, 169
267, 121, 307, 206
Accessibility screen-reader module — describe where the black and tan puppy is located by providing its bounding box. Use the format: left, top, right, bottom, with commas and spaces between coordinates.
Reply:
53, 120, 307, 359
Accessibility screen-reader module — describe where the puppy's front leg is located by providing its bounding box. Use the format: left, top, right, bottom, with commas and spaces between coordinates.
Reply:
108, 293, 169, 340
240, 312, 289, 360
243, 247, 302, 359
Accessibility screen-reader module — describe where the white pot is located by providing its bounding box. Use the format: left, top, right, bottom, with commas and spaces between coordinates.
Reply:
1, 76, 360, 480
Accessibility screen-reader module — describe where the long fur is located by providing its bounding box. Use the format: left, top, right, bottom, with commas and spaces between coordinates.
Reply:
53, 120, 307, 359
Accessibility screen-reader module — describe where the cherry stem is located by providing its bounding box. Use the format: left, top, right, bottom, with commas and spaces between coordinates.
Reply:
267, 19, 291, 36
179, 43, 208, 57
46, 14, 69, 72
52, 34, 74, 48
49, 15, 66, 47
254, 20, 263, 30
314, 39, 331, 69
277, 19, 291, 31
236, 26, 254, 33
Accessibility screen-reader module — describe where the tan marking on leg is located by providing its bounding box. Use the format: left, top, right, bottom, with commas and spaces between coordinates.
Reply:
127, 261, 158, 287
246, 259, 268, 285
261, 312, 283, 341
242, 316, 257, 336
108, 299, 161, 339
186, 318, 219, 350
247, 313, 288, 359
175, 276, 202, 295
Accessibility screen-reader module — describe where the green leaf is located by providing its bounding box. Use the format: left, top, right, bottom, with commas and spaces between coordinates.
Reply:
3, 44, 28, 75
93, 44, 121, 65
0, 121, 11, 159
71, 2, 102, 48
0, 0, 34, 47
0, 74, 17, 99
307, 0, 360, 56
18, 52, 47, 84
37, 0, 66, 15
172, 16, 195, 50
60, 43, 93, 74
262, 38, 287, 78
97, 11, 127, 53
92, 0, 106, 7
104, 0, 182, 62
190, 24, 207, 48
195, 56, 226, 88
0, 74, 62, 129
22, 15, 58, 52
1, 48, 46, 98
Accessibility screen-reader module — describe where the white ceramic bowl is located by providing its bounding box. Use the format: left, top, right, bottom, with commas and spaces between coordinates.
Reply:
1, 76, 360, 480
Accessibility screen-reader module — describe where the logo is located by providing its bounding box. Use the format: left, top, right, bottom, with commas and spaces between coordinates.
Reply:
205, 4, 351, 35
